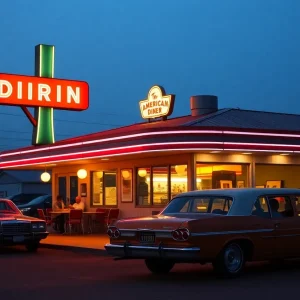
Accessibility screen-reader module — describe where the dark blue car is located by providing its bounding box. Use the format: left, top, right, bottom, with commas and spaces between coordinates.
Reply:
18, 195, 52, 217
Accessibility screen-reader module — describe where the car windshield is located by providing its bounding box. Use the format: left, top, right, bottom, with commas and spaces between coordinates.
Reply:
25, 195, 50, 206
7, 194, 43, 205
162, 195, 234, 215
0, 200, 20, 214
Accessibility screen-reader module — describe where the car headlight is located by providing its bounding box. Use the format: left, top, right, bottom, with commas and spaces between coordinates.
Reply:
32, 222, 46, 230
21, 208, 31, 212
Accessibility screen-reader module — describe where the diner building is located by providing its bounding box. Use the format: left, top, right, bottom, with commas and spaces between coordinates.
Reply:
1, 87, 300, 218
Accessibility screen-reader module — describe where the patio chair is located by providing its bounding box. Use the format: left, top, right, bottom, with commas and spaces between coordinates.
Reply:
107, 208, 120, 226
92, 208, 109, 232
66, 209, 84, 234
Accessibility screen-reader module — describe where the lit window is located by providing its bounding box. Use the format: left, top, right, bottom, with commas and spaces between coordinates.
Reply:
91, 171, 117, 206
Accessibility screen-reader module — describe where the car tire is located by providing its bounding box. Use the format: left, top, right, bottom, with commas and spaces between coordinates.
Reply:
25, 241, 40, 252
145, 259, 175, 274
213, 242, 245, 278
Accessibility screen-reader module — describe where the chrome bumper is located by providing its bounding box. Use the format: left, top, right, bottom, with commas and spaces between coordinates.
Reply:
0, 232, 49, 245
105, 243, 201, 260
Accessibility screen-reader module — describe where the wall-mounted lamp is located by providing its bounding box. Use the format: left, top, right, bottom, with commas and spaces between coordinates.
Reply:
77, 169, 87, 179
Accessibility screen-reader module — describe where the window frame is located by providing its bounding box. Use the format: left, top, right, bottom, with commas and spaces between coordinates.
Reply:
252, 194, 298, 219
162, 195, 234, 215
136, 164, 187, 207
90, 169, 118, 208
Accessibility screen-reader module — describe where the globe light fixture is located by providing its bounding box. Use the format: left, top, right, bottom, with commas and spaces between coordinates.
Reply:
96, 171, 103, 178
77, 169, 87, 179
138, 169, 147, 177
41, 171, 51, 182
175, 165, 187, 176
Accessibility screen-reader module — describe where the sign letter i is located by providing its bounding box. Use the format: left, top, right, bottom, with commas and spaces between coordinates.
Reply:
32, 44, 55, 145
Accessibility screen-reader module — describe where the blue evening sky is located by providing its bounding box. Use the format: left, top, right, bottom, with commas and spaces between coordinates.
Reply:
0, 0, 299, 150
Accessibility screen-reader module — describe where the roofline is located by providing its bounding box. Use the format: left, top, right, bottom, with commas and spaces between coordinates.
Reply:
183, 108, 233, 126
3, 123, 300, 156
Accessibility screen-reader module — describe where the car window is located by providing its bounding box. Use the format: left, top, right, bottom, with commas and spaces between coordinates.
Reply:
163, 196, 233, 215
267, 195, 294, 218
26, 195, 50, 206
0, 201, 16, 213
252, 197, 270, 218
293, 196, 300, 216
10, 193, 45, 205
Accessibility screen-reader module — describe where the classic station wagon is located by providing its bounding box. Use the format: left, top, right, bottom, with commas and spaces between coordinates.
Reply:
105, 188, 300, 277
0, 198, 48, 252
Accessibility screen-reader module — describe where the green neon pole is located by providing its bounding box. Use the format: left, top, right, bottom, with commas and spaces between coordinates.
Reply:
32, 44, 55, 145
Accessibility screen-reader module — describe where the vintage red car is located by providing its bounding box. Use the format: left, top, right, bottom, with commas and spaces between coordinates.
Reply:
105, 188, 300, 277
0, 198, 48, 252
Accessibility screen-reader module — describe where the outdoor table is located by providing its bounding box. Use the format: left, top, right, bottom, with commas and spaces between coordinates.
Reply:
50, 210, 105, 234
50, 210, 71, 232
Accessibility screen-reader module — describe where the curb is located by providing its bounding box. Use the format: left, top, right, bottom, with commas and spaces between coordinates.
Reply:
40, 243, 108, 255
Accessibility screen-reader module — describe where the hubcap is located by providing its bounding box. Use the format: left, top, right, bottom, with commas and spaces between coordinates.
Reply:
224, 244, 243, 273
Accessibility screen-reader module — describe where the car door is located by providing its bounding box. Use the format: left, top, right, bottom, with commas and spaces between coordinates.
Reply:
267, 195, 300, 258
251, 196, 276, 259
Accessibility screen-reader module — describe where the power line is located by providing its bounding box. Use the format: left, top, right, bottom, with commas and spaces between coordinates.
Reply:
0, 111, 140, 126
0, 128, 72, 137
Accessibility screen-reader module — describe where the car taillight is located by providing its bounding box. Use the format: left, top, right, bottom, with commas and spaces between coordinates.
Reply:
172, 228, 190, 241
107, 226, 120, 238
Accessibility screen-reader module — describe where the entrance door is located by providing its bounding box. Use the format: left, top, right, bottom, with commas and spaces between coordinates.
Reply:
69, 174, 78, 205
58, 175, 67, 205
57, 174, 78, 206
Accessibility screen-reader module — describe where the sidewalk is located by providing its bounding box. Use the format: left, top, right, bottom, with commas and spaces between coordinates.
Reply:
40, 233, 110, 254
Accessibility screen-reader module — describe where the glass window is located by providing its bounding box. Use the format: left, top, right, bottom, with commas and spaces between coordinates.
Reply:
153, 166, 169, 206
252, 197, 270, 218
196, 163, 249, 190
136, 164, 188, 207
255, 164, 300, 188
293, 195, 300, 215
267, 196, 294, 218
0, 201, 15, 213
163, 196, 233, 215
58, 176, 67, 204
171, 165, 187, 198
121, 169, 133, 203
137, 168, 150, 206
91, 171, 117, 206
69, 176, 78, 205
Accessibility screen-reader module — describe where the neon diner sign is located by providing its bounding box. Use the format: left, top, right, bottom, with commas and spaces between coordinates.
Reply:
139, 85, 175, 119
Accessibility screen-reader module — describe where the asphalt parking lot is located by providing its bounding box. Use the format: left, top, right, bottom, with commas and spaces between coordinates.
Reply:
1, 246, 299, 300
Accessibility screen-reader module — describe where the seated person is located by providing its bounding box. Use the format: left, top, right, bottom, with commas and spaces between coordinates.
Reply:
53, 195, 65, 234
252, 200, 265, 217
269, 198, 282, 218
54, 195, 65, 210
69, 196, 85, 211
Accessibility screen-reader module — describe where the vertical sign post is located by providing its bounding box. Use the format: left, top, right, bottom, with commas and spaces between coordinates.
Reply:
32, 44, 55, 145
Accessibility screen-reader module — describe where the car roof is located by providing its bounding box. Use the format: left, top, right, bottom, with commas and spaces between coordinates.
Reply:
175, 188, 300, 216
178, 188, 300, 197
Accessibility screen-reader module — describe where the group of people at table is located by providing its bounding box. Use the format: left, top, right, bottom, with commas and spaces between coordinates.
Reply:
53, 194, 85, 234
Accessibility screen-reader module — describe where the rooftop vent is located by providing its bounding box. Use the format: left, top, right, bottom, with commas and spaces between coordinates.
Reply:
190, 95, 218, 116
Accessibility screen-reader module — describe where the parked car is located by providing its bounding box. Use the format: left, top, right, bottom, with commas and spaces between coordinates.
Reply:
7, 193, 47, 206
105, 188, 300, 278
0, 198, 48, 252
18, 194, 52, 217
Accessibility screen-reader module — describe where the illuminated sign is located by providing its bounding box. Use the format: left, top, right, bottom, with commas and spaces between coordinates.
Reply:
0, 73, 89, 110
139, 85, 175, 120
0, 44, 89, 146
